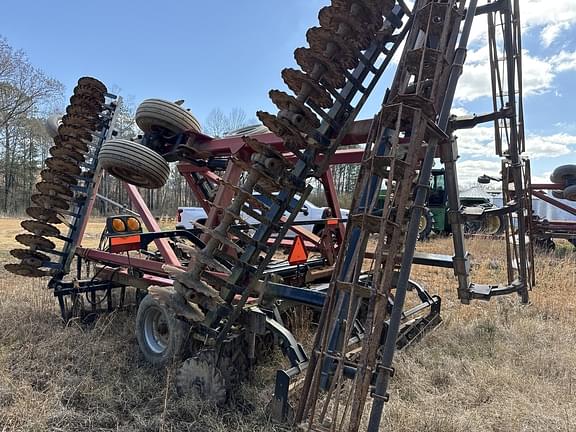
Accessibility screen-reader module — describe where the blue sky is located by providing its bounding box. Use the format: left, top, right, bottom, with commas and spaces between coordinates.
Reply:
1, 0, 575, 185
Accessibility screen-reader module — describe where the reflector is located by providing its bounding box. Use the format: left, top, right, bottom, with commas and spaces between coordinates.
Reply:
126, 217, 141, 231
288, 236, 308, 265
109, 234, 141, 253
112, 218, 126, 232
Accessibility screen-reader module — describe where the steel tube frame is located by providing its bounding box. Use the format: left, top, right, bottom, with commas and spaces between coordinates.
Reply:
501, 0, 529, 297
368, 2, 477, 428
72, 125, 371, 285
124, 183, 181, 267
531, 190, 576, 217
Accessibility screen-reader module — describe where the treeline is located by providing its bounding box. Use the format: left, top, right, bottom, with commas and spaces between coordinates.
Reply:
0, 36, 63, 214
0, 36, 360, 220
0, 36, 213, 218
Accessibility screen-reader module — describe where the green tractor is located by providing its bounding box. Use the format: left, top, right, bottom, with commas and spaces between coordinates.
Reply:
425, 168, 505, 238
377, 168, 505, 240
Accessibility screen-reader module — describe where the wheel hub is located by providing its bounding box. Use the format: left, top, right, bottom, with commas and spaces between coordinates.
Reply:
418, 214, 426, 231
484, 215, 502, 235
143, 307, 170, 354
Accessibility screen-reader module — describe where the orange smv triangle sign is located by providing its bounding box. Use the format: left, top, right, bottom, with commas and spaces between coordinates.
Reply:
288, 236, 309, 265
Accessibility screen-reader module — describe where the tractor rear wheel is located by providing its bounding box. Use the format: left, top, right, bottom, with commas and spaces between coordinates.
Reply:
135, 295, 190, 368
482, 214, 505, 235
418, 207, 434, 240
99, 139, 170, 188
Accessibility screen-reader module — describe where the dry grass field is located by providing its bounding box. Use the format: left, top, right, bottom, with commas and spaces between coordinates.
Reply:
0, 217, 574, 431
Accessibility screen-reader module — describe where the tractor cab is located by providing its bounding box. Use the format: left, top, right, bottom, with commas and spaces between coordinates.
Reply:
427, 169, 448, 233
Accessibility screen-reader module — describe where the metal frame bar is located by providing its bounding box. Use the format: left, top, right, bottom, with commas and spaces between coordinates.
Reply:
531, 190, 576, 217
124, 183, 181, 267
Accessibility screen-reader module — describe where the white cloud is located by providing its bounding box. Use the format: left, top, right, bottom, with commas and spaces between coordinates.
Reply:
520, 0, 576, 46
541, 22, 572, 48
450, 106, 471, 117
549, 50, 576, 72
521, 52, 557, 96
468, 1, 576, 47
531, 172, 552, 185
524, 133, 576, 159
457, 159, 502, 186
453, 1, 576, 102
454, 126, 495, 157
455, 47, 573, 102
452, 125, 576, 160
454, 60, 494, 102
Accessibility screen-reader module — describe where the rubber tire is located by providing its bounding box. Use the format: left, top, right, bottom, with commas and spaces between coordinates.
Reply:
551, 190, 565, 200
312, 223, 322, 236
99, 139, 170, 188
418, 208, 434, 240
135, 295, 190, 368
550, 165, 576, 184
313, 207, 333, 236
135, 99, 201, 134
564, 185, 576, 201
534, 237, 556, 252
46, 114, 63, 138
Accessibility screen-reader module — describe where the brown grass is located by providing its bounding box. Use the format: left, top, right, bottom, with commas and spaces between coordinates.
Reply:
380, 237, 576, 432
0, 217, 107, 250
0, 219, 575, 431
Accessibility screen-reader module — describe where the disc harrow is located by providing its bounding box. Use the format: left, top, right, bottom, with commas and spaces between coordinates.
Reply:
5, 77, 120, 278
148, 0, 412, 401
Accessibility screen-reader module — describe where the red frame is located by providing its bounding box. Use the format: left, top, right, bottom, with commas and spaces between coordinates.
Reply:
76, 121, 371, 277
529, 183, 576, 240
75, 121, 576, 280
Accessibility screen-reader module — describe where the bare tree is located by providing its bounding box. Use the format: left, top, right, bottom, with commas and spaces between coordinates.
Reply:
0, 36, 63, 128
204, 107, 255, 137
0, 36, 63, 214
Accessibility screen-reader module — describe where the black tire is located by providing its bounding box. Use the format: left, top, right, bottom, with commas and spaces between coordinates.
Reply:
135, 99, 201, 134
563, 184, 576, 201
550, 165, 576, 184
551, 190, 565, 200
46, 114, 62, 138
135, 295, 190, 368
313, 207, 333, 236
418, 207, 434, 240
534, 237, 556, 252
312, 223, 323, 236
99, 139, 170, 188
